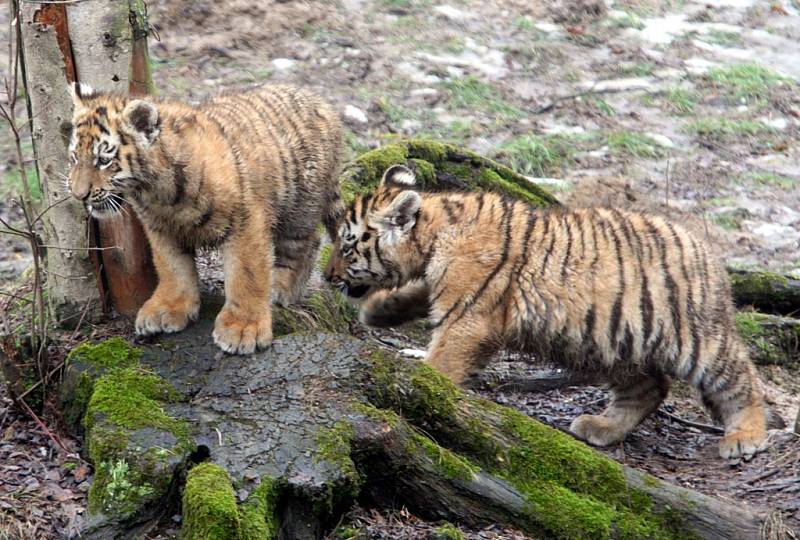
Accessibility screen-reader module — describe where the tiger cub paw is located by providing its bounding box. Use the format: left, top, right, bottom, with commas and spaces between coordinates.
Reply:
570, 414, 628, 447
213, 308, 272, 355
135, 296, 199, 336
719, 430, 766, 462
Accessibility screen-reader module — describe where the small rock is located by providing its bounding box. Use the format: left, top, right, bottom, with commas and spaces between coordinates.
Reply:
399, 349, 427, 359
579, 77, 651, 91
684, 57, 717, 75
343, 105, 368, 124
271, 58, 295, 70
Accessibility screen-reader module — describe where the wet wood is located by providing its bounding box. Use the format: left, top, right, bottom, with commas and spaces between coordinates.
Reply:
66, 0, 156, 316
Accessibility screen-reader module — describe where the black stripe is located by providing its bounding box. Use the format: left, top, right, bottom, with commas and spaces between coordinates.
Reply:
539, 214, 556, 276
442, 198, 458, 224
258, 93, 306, 185
644, 218, 683, 359
560, 214, 573, 280
239, 94, 298, 185
641, 273, 654, 347
448, 198, 514, 325
171, 162, 187, 205
604, 217, 626, 347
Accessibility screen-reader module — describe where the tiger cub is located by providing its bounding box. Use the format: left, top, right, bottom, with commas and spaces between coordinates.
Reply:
325, 164, 768, 461
69, 83, 343, 354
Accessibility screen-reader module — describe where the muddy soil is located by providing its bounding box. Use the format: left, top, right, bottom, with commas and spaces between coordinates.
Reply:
1, 0, 799, 537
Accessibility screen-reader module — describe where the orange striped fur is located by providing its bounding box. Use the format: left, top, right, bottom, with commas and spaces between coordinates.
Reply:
325, 165, 768, 461
69, 83, 343, 354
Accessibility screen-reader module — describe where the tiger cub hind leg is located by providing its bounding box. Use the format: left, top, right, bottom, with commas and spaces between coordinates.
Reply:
359, 279, 430, 327
697, 342, 767, 462
570, 374, 670, 447
272, 231, 321, 306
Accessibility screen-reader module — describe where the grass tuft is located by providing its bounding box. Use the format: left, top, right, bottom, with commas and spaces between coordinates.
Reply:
685, 118, 775, 139
705, 63, 791, 104
444, 76, 523, 118
494, 135, 578, 177
605, 132, 659, 158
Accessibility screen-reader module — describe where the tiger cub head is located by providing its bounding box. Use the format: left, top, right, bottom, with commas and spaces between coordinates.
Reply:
324, 164, 422, 299
68, 82, 160, 218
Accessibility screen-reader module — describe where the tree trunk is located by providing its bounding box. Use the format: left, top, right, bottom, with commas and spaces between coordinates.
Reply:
19, 4, 102, 326
66, 0, 156, 317
59, 291, 787, 540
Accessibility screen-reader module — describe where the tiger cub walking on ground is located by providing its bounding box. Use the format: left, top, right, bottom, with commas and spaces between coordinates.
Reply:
69, 83, 343, 354
324, 164, 768, 461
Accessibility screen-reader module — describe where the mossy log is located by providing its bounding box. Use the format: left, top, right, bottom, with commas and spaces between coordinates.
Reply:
59, 291, 782, 540
339, 138, 560, 207
728, 269, 800, 317
735, 311, 800, 366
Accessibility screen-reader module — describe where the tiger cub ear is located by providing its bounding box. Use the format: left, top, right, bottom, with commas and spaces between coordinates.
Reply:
381, 164, 417, 188
122, 99, 160, 146
373, 190, 422, 244
69, 82, 96, 110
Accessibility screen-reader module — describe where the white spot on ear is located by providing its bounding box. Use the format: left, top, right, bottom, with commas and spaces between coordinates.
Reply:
69, 82, 95, 108
381, 164, 417, 187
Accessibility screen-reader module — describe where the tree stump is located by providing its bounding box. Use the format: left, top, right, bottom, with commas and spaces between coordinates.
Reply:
60, 289, 781, 540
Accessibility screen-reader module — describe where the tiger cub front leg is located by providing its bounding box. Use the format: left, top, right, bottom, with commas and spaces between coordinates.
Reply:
359, 279, 430, 327
425, 317, 499, 384
213, 212, 273, 354
136, 230, 200, 336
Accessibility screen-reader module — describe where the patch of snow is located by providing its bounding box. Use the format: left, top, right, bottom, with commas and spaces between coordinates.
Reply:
433, 4, 471, 20
271, 58, 295, 70
646, 133, 676, 148
542, 124, 586, 136
343, 105, 368, 124
410, 88, 439, 98
534, 22, 561, 34
400, 348, 427, 359
417, 49, 508, 80
760, 117, 789, 130
579, 77, 651, 91
684, 57, 717, 75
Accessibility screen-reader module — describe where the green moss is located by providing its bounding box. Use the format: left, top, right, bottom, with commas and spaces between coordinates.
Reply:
318, 244, 333, 272
735, 311, 786, 364
331, 526, 361, 539
352, 144, 410, 187
239, 478, 281, 540
68, 337, 141, 370
407, 158, 437, 186
352, 401, 401, 427
411, 432, 479, 481
79, 344, 192, 519
182, 463, 241, 540
340, 139, 559, 208
316, 420, 360, 486
366, 351, 694, 539
642, 474, 663, 489
729, 270, 789, 299
86, 367, 188, 437
273, 289, 357, 336
434, 523, 465, 540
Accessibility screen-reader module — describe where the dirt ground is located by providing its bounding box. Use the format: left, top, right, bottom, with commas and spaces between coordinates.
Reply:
1, 0, 800, 537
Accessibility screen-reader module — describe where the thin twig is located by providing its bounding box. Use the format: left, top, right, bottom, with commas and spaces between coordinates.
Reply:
39, 244, 122, 251
657, 409, 724, 434
17, 398, 71, 454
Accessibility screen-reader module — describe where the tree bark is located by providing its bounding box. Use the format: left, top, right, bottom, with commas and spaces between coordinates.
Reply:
19, 4, 102, 326
66, 0, 156, 317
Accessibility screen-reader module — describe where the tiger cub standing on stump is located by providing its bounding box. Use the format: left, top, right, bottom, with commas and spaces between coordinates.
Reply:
325, 164, 768, 461
69, 83, 343, 354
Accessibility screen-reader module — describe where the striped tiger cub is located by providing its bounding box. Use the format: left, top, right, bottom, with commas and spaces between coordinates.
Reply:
324, 164, 768, 461
69, 83, 343, 354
